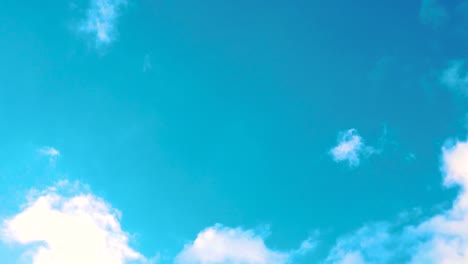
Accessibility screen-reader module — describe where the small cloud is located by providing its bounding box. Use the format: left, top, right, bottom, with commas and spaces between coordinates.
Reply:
37, 146, 60, 166
79, 0, 127, 47
143, 54, 152, 72
1, 181, 147, 264
440, 60, 468, 96
329, 129, 378, 167
293, 236, 316, 256
419, 0, 449, 29
175, 224, 313, 264
405, 152, 417, 162
38, 146, 60, 157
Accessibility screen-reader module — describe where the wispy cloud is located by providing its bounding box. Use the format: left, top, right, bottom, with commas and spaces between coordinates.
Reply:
175, 224, 313, 264
79, 0, 127, 46
325, 222, 411, 264
143, 54, 152, 72
329, 129, 379, 168
2, 181, 147, 264
419, 0, 449, 29
405, 152, 417, 162
38, 146, 60, 166
440, 60, 468, 96
293, 236, 316, 256
38, 146, 60, 157
325, 138, 468, 263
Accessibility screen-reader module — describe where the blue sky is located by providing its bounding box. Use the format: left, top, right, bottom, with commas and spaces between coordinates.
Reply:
1, 0, 468, 263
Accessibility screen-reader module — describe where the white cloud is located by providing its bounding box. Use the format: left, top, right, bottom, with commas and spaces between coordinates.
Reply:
409, 140, 468, 264
419, 0, 449, 29
175, 224, 313, 264
329, 129, 378, 167
2, 181, 147, 264
440, 61, 468, 96
79, 0, 127, 46
325, 138, 468, 263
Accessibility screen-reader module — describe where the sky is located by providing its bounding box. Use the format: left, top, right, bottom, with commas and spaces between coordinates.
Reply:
1, 0, 468, 263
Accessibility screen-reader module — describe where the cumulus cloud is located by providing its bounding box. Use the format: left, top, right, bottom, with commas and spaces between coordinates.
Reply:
409, 140, 468, 263
419, 0, 449, 29
441, 61, 468, 96
1, 181, 146, 264
79, 0, 127, 46
175, 224, 313, 264
329, 129, 378, 167
325, 139, 468, 263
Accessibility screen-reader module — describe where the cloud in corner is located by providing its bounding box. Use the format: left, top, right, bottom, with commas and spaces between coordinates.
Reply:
79, 0, 128, 46
324, 138, 468, 263
1, 181, 147, 264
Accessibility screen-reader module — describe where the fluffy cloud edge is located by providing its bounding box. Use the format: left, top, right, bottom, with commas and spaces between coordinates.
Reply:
1, 180, 148, 264
175, 224, 314, 264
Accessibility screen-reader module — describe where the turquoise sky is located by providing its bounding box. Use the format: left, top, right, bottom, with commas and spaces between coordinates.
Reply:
1, 0, 468, 263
